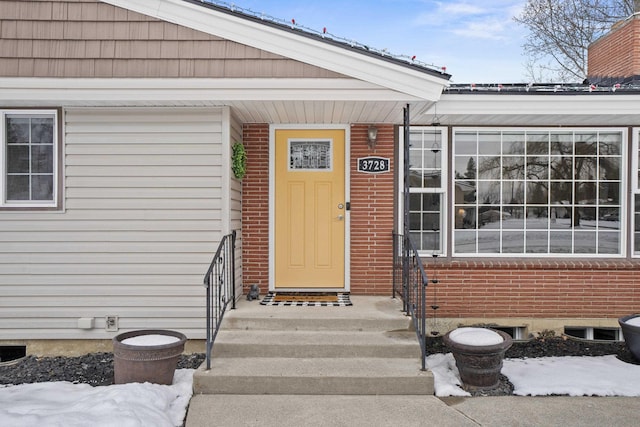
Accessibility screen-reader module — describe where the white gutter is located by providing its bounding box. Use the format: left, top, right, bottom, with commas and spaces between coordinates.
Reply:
0, 78, 424, 104
437, 93, 640, 116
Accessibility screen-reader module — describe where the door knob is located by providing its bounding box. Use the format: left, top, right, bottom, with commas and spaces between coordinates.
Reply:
337, 215, 344, 221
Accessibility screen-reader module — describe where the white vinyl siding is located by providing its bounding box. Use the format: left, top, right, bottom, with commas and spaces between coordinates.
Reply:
0, 107, 234, 339
227, 110, 244, 300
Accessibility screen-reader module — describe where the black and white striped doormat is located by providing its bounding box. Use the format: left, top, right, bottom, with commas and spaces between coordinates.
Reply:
260, 292, 352, 306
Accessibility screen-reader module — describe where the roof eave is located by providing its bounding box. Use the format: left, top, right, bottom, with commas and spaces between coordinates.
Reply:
438, 92, 640, 115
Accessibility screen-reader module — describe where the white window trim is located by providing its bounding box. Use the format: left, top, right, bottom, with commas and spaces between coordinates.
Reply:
398, 126, 448, 256
632, 128, 640, 258
451, 127, 628, 258
0, 109, 59, 208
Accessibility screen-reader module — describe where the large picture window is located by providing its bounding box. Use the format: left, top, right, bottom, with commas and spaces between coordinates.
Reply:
453, 129, 625, 256
1, 110, 59, 208
405, 127, 447, 254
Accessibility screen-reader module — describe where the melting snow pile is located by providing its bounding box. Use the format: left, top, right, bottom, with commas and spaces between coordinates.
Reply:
0, 369, 194, 427
121, 334, 181, 346
625, 316, 640, 327
502, 355, 640, 396
448, 327, 504, 346
426, 351, 640, 397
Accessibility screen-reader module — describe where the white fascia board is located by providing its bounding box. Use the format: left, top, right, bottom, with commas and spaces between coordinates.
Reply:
101, 0, 447, 101
437, 94, 640, 116
0, 78, 422, 104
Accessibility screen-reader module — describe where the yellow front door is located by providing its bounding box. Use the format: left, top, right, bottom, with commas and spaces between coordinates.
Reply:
274, 128, 346, 289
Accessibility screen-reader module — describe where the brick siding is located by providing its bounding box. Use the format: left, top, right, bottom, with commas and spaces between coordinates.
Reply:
425, 260, 640, 319
349, 124, 396, 294
241, 123, 270, 291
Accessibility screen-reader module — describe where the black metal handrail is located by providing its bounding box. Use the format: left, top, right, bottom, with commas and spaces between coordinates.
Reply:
393, 233, 429, 370
203, 230, 236, 370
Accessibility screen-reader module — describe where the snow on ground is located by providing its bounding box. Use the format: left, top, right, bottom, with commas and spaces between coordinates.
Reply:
0, 369, 194, 427
3, 355, 640, 425
503, 355, 640, 396
427, 353, 640, 397
424, 353, 471, 397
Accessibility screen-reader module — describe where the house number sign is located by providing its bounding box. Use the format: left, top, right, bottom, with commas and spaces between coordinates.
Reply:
357, 156, 390, 174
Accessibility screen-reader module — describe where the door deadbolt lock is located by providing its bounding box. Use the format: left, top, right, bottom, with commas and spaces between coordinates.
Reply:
338, 203, 344, 209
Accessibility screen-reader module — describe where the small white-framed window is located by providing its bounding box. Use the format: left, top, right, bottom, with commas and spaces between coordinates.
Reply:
564, 326, 623, 341
1, 110, 59, 209
452, 128, 626, 257
399, 127, 448, 255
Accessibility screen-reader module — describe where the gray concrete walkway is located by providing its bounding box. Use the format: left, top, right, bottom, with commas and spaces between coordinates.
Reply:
187, 297, 640, 426
186, 394, 640, 427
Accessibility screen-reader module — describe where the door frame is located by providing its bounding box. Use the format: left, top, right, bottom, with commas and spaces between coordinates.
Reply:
268, 124, 351, 292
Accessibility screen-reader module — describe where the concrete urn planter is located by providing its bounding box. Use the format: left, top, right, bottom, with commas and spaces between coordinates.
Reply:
113, 329, 187, 385
619, 314, 640, 362
443, 327, 513, 391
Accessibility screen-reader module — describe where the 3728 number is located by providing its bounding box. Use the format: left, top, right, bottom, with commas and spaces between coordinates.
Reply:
358, 157, 390, 174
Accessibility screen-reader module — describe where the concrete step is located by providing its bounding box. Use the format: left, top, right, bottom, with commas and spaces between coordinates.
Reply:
222, 315, 412, 332
221, 296, 412, 332
212, 329, 421, 359
186, 394, 477, 427
193, 357, 434, 395
193, 297, 434, 397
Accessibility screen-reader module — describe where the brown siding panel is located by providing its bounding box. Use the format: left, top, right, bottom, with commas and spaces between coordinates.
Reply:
80, 2, 99, 20
148, 22, 164, 40
16, 20, 34, 38
66, 2, 82, 20
0, 0, 346, 78
0, 58, 18, 75
33, 22, 66, 39
1, 21, 17, 39
62, 22, 82, 39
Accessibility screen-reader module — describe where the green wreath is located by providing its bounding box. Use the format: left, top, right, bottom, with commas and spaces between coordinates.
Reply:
231, 142, 247, 179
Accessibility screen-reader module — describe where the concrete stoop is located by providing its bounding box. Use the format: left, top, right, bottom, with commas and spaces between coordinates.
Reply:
192, 296, 434, 396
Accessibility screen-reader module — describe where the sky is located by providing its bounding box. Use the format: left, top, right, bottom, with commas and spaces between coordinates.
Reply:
2, 354, 640, 425
219, 0, 529, 84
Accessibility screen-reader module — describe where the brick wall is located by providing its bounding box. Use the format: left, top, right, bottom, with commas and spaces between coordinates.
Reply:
425, 260, 640, 319
588, 15, 640, 83
241, 123, 270, 291
349, 124, 396, 294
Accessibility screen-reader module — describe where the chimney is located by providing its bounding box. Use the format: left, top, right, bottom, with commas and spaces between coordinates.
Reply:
587, 11, 640, 85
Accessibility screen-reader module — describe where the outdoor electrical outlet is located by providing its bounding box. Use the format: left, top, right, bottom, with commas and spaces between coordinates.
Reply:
105, 316, 119, 332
